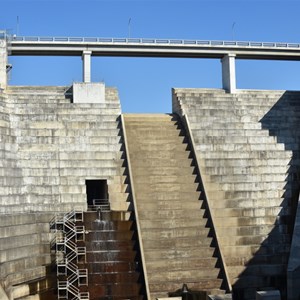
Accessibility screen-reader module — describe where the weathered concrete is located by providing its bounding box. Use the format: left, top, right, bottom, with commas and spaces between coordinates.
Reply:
0, 39, 7, 90
73, 82, 105, 103
0, 85, 129, 298
0, 284, 9, 300
1, 85, 126, 214
123, 114, 226, 300
173, 88, 300, 300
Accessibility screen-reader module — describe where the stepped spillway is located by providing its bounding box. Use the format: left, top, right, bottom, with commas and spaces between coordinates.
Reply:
123, 114, 226, 299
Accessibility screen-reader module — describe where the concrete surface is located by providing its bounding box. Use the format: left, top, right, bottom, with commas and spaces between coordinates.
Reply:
73, 82, 105, 103
0, 39, 7, 89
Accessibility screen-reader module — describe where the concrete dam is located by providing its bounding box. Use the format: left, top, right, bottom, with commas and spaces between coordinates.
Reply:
1, 35, 300, 300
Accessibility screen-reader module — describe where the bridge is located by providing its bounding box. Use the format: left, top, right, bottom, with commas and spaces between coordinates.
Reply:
2, 35, 300, 91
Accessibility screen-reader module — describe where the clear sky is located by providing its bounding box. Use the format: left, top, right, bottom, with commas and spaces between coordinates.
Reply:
1, 0, 300, 113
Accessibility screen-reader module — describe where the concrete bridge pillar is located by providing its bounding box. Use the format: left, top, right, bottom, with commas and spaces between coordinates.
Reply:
82, 50, 92, 83
0, 39, 7, 90
222, 54, 236, 93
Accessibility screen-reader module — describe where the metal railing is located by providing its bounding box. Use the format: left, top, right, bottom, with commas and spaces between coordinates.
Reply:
91, 198, 111, 211
10, 35, 300, 49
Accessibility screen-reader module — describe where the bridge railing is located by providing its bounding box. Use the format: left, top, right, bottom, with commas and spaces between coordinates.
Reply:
10, 36, 300, 49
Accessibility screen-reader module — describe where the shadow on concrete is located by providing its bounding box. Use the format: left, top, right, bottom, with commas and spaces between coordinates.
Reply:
232, 91, 300, 300
173, 114, 230, 294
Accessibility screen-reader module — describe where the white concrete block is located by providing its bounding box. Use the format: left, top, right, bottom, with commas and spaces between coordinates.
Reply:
73, 82, 105, 104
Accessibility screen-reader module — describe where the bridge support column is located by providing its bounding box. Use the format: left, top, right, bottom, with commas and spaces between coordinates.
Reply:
0, 39, 7, 90
222, 54, 236, 93
82, 50, 92, 83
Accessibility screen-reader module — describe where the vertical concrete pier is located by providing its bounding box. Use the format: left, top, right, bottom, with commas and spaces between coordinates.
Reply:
222, 54, 236, 93
0, 39, 7, 90
82, 50, 92, 83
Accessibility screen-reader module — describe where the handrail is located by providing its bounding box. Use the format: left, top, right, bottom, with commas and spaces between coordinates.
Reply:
80, 292, 90, 300
66, 252, 77, 264
93, 198, 109, 205
10, 35, 300, 49
91, 198, 111, 210
68, 273, 78, 285
120, 114, 150, 299
50, 213, 64, 230
67, 283, 79, 297
77, 247, 86, 255
181, 113, 232, 293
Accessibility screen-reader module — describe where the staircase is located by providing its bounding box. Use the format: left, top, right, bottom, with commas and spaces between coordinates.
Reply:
123, 114, 227, 299
173, 89, 300, 299
52, 206, 145, 300
51, 210, 89, 300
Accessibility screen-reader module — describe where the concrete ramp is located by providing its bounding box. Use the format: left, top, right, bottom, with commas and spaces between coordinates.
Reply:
123, 114, 226, 299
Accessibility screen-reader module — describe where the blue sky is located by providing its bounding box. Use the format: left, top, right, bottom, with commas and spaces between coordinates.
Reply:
1, 0, 300, 113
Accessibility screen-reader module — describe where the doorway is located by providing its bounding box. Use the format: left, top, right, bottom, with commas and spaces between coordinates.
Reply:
86, 179, 108, 206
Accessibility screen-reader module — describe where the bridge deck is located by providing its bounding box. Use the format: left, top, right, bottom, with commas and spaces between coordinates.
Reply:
7, 36, 300, 60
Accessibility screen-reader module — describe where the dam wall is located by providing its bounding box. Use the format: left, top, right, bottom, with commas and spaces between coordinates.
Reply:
173, 88, 300, 299
0, 86, 128, 298
2, 84, 300, 299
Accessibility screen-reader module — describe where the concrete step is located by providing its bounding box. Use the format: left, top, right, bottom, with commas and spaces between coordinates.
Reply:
143, 235, 213, 249
196, 143, 285, 151
148, 278, 223, 293
4, 265, 48, 291
191, 122, 262, 130
214, 215, 279, 227
130, 158, 193, 167
133, 174, 197, 184
137, 200, 202, 212
138, 209, 205, 220
146, 257, 217, 271
144, 247, 215, 261
0, 254, 50, 277
135, 191, 201, 201
210, 198, 286, 209
201, 150, 293, 162
134, 182, 199, 193
209, 173, 288, 183
216, 181, 286, 192
147, 268, 220, 282
194, 135, 278, 144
